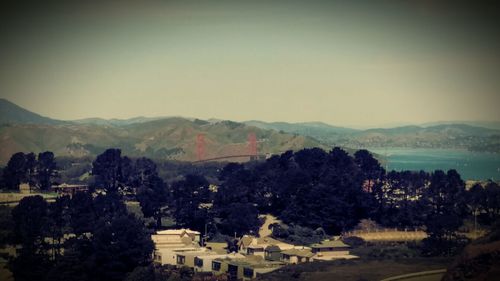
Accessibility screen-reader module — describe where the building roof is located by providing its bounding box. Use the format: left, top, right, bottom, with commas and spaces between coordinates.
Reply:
265, 245, 281, 252
205, 242, 228, 254
238, 235, 294, 249
156, 228, 200, 235
226, 255, 283, 269
157, 247, 200, 254
310, 240, 350, 248
238, 235, 255, 247
281, 249, 314, 258
248, 244, 265, 250
178, 249, 215, 258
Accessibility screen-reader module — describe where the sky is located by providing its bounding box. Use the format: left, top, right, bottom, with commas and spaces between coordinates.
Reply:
1, 0, 499, 128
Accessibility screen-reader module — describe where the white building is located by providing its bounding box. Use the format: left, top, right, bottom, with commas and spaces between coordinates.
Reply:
152, 228, 202, 266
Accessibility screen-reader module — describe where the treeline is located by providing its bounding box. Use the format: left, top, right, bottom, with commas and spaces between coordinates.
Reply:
166, 147, 500, 256
7, 193, 152, 281
0, 151, 58, 190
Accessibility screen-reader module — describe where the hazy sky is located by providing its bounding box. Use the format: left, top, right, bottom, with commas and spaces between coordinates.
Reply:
1, 0, 499, 128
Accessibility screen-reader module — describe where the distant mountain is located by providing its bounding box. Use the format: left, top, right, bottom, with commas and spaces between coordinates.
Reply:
421, 121, 500, 131
72, 116, 172, 126
0, 101, 325, 165
244, 120, 359, 143
341, 124, 500, 152
364, 124, 499, 136
0, 98, 67, 125
244, 120, 500, 153
1, 98, 498, 165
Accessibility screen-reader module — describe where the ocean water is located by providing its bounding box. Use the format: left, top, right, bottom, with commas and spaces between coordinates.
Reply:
366, 148, 500, 181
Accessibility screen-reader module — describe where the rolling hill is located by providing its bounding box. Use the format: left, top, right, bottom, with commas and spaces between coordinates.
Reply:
245, 120, 500, 153
1, 99, 499, 165
0, 101, 325, 165
244, 120, 359, 143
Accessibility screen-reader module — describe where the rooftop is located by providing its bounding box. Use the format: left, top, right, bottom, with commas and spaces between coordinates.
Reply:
281, 248, 314, 258
156, 228, 201, 235
310, 240, 350, 248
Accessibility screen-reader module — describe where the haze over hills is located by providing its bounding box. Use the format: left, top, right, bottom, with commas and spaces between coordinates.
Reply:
0, 99, 499, 165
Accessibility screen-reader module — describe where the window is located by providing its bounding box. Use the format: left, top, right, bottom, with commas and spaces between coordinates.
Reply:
177, 255, 185, 265
194, 257, 203, 267
212, 261, 221, 271
243, 267, 254, 278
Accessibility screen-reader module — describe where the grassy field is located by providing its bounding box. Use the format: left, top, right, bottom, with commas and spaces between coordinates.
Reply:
258, 257, 452, 281
344, 230, 427, 242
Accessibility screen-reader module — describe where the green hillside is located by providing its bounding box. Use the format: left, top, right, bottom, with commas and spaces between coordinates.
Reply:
0, 119, 325, 165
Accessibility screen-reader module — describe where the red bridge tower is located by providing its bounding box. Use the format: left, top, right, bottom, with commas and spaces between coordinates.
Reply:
196, 134, 206, 161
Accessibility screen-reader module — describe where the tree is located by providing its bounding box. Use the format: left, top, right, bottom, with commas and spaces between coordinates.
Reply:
25, 152, 37, 187
137, 175, 168, 228
374, 170, 429, 228
46, 195, 70, 260
1, 152, 28, 190
277, 147, 370, 234
219, 202, 260, 237
124, 265, 156, 281
91, 214, 154, 281
93, 192, 128, 220
69, 191, 95, 236
9, 195, 51, 281
354, 149, 385, 192
92, 148, 123, 192
37, 151, 58, 191
133, 158, 169, 228
11, 195, 48, 252
170, 174, 212, 232
467, 183, 486, 232
422, 170, 467, 256
483, 181, 500, 224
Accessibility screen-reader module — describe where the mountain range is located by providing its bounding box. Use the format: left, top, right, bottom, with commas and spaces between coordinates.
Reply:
0, 98, 499, 165
0, 99, 323, 165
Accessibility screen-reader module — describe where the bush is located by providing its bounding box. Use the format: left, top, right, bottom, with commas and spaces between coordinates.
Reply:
271, 224, 326, 245
342, 236, 365, 248
352, 244, 420, 259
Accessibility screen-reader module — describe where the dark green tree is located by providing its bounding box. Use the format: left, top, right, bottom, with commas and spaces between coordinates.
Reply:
137, 175, 168, 228
131, 158, 169, 228
69, 192, 95, 236
422, 169, 467, 256
25, 152, 37, 187
354, 149, 385, 192
219, 202, 260, 236
1, 152, 28, 190
170, 174, 212, 232
9, 195, 51, 281
484, 181, 500, 224
92, 148, 123, 192
37, 151, 58, 191
91, 214, 154, 281
46, 195, 70, 260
